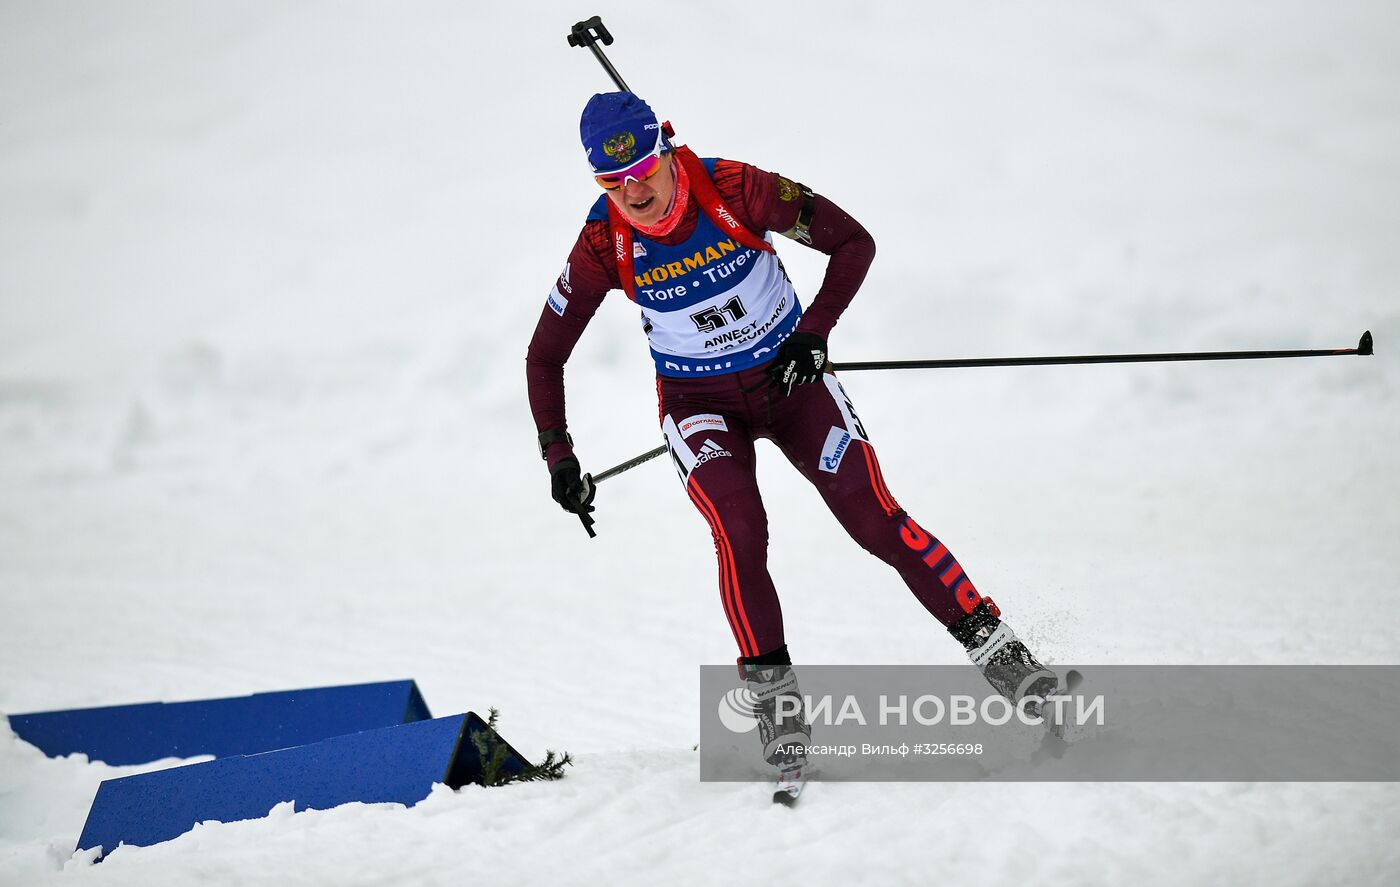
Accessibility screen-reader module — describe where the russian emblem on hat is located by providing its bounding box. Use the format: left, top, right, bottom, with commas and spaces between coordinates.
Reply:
602, 131, 638, 164
580, 91, 662, 173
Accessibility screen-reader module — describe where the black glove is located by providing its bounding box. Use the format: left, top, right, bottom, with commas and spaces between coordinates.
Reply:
550, 457, 596, 516
766, 332, 828, 396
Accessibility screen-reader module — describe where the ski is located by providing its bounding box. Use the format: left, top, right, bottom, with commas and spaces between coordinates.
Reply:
1038, 668, 1084, 749
772, 763, 806, 806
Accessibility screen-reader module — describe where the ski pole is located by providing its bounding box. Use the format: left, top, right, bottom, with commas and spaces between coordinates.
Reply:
588, 446, 667, 487
833, 330, 1373, 372
568, 446, 666, 539
567, 16, 631, 92
583, 331, 1374, 494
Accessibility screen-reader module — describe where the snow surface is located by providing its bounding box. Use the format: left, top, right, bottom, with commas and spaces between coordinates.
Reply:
2, 0, 1399, 884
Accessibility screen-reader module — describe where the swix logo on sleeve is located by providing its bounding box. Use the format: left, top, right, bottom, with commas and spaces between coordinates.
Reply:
679, 413, 728, 439
714, 204, 740, 230
820, 426, 852, 473
615, 231, 627, 262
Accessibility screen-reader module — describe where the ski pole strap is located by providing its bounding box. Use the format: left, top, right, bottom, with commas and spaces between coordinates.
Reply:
577, 474, 597, 538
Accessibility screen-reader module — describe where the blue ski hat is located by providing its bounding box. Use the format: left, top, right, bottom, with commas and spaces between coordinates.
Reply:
579, 91, 668, 174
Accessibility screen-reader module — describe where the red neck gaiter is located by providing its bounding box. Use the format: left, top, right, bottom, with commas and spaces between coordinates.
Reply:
631, 154, 691, 239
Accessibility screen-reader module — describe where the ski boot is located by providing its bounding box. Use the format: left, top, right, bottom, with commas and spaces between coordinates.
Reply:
738, 647, 810, 804
950, 599, 1066, 731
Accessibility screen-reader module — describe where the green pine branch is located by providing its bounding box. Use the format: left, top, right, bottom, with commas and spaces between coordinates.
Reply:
470, 707, 573, 787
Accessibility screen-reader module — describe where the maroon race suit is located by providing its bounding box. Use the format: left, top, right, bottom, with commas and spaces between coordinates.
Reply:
526, 157, 988, 658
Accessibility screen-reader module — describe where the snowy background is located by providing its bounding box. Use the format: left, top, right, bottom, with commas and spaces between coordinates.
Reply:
2, 0, 1398, 884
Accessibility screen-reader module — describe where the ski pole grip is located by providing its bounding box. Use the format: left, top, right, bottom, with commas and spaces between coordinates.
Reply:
576, 474, 597, 539
568, 16, 613, 48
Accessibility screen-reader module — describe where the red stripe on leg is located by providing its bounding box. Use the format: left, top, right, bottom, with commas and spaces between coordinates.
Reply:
686, 480, 744, 654
867, 446, 902, 514
865, 443, 901, 515
860, 442, 900, 517
688, 477, 759, 657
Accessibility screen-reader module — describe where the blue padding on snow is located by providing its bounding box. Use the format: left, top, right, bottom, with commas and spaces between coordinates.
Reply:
76, 714, 464, 857
75, 711, 531, 859
8, 680, 432, 765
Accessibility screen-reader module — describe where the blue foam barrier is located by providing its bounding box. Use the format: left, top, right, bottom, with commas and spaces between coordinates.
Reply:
8, 680, 432, 764
76, 711, 530, 858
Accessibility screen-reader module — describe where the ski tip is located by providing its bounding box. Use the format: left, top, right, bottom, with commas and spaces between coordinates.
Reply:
1359, 330, 1373, 356
772, 789, 801, 807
